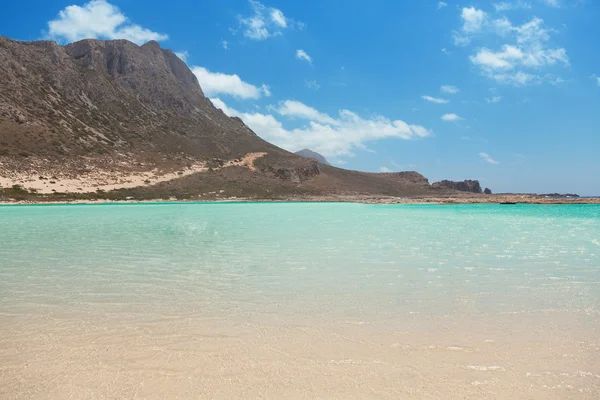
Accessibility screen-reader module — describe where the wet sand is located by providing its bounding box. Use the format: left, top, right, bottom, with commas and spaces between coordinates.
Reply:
1, 311, 598, 399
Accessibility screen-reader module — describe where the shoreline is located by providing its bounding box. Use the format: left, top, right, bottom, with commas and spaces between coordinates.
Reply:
1, 194, 599, 206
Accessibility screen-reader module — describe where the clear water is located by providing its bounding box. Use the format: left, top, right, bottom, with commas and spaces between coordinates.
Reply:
2, 203, 599, 319
1, 203, 599, 398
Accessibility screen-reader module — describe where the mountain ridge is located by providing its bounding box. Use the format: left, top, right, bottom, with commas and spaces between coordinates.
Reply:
0, 36, 472, 201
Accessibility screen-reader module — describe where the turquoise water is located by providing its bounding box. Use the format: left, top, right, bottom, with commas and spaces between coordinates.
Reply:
1, 203, 599, 324
2, 203, 600, 398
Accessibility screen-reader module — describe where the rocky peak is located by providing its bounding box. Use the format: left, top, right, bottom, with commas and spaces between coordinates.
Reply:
294, 149, 330, 165
64, 38, 204, 106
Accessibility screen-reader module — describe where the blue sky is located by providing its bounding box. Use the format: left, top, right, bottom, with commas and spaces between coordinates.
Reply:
1, 0, 599, 194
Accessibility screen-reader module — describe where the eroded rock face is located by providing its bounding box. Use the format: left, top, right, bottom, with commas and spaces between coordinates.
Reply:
433, 180, 483, 193
0, 35, 265, 163
64, 39, 205, 113
484, 188, 492, 195
393, 172, 429, 185
272, 160, 322, 183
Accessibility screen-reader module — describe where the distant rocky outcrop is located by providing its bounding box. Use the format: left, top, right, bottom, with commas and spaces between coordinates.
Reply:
379, 171, 429, 185
270, 160, 322, 183
294, 149, 330, 165
433, 180, 483, 194
484, 188, 492, 195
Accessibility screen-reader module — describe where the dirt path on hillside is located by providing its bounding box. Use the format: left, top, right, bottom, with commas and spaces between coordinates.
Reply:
0, 152, 268, 194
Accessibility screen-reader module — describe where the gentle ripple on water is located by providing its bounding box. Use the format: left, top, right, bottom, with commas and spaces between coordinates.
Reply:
0, 203, 599, 398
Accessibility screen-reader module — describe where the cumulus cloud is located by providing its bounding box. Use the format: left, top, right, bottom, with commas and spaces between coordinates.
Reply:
237, 0, 299, 40
211, 98, 431, 158
461, 7, 488, 33
47, 0, 168, 44
191, 67, 270, 99
379, 166, 392, 172
593, 74, 600, 86
441, 113, 463, 121
479, 152, 500, 164
422, 95, 449, 104
270, 8, 287, 27
221, 40, 229, 50
440, 85, 459, 94
453, 7, 569, 86
275, 100, 340, 126
296, 49, 312, 65
437, 2, 448, 10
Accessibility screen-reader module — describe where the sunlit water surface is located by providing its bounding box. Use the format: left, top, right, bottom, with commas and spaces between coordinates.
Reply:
1, 203, 599, 399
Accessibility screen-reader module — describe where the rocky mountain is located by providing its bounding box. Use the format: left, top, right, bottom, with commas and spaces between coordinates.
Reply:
294, 149, 330, 165
432, 180, 483, 194
0, 36, 481, 201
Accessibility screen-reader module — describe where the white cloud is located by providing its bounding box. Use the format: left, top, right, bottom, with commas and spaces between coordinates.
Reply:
379, 166, 392, 172
491, 71, 540, 85
437, 2, 448, 10
493, 1, 532, 11
221, 40, 229, 50
462, 14, 569, 86
260, 84, 272, 97
471, 43, 568, 71
452, 7, 489, 46
440, 85, 459, 94
211, 98, 431, 158
470, 45, 524, 70
191, 66, 270, 99
275, 100, 340, 126
175, 51, 189, 62
305, 80, 320, 90
441, 47, 451, 54
441, 113, 463, 121
592, 75, 600, 86
210, 98, 236, 116
461, 7, 488, 34
296, 49, 312, 65
479, 152, 500, 164
485, 96, 503, 103
453, 31, 472, 47
237, 0, 298, 40
493, 17, 513, 36
47, 0, 168, 44
540, 0, 560, 7
270, 8, 287, 27
514, 17, 550, 44
422, 95, 449, 104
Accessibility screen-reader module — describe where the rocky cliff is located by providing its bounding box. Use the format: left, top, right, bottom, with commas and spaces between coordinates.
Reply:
432, 180, 483, 194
